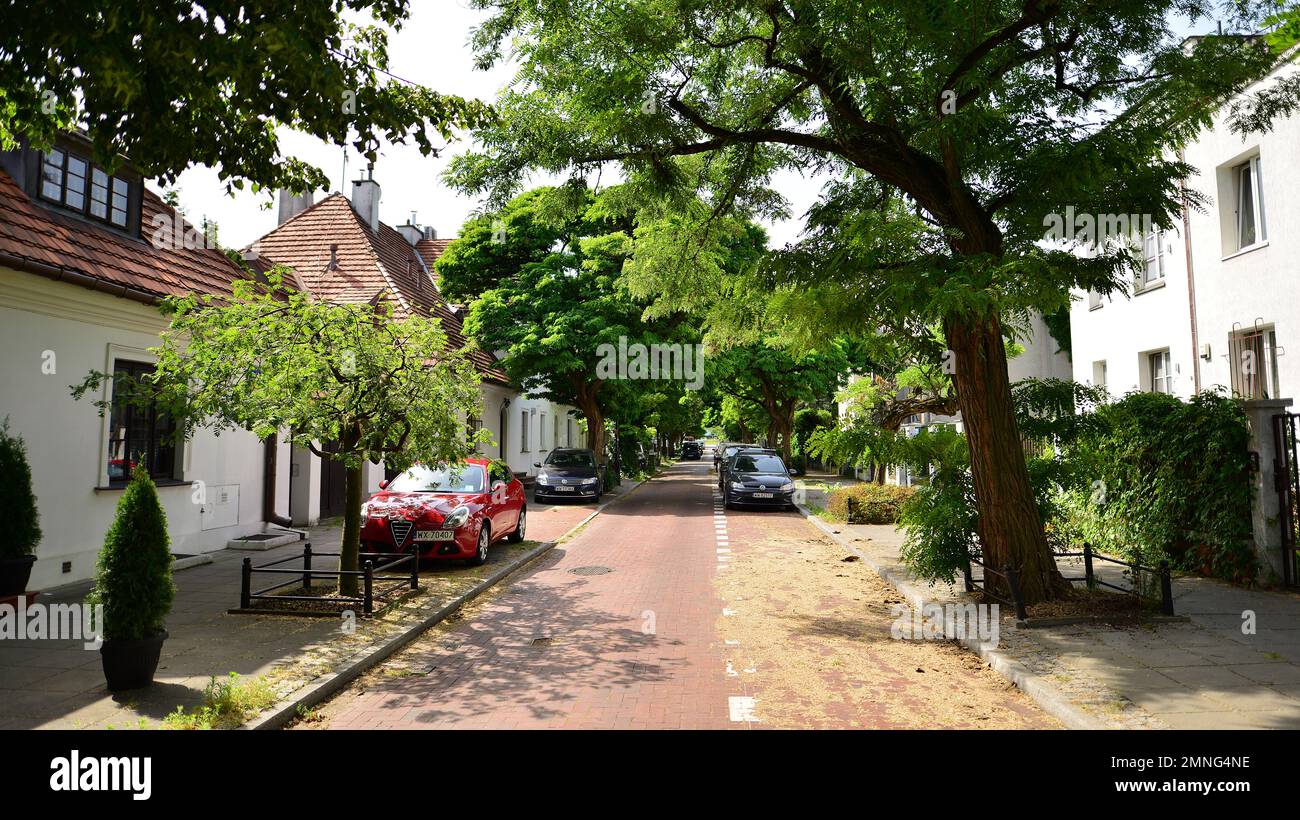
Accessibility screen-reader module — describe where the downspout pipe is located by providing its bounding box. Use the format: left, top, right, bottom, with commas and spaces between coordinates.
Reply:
262, 434, 296, 529
1178, 150, 1202, 394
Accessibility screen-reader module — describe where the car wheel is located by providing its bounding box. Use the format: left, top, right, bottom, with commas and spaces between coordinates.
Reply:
467, 523, 490, 566
507, 507, 526, 543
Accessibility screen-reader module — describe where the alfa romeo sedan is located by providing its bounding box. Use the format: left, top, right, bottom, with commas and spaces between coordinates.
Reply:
533, 448, 603, 503
723, 452, 797, 510
359, 458, 526, 566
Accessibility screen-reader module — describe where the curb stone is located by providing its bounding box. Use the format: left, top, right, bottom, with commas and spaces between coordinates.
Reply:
246, 473, 653, 730
795, 504, 1112, 731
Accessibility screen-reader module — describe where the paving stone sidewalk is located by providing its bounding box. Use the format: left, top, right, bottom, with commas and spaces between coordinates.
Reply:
798, 477, 1300, 729
0, 488, 629, 730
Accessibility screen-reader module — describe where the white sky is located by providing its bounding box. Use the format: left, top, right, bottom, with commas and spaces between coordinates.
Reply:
168, 0, 822, 251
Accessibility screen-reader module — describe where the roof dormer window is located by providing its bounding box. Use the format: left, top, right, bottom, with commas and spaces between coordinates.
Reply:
40, 148, 132, 229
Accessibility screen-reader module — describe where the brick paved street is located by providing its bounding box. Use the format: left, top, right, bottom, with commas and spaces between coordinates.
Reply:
312, 461, 1057, 729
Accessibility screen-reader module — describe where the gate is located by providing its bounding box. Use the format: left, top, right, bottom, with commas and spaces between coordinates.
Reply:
1274, 413, 1300, 587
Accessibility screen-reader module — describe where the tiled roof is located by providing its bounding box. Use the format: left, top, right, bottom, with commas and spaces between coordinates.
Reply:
415, 237, 453, 265
251, 194, 510, 386
0, 169, 248, 302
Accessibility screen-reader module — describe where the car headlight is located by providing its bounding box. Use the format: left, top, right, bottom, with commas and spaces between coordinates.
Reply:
443, 505, 471, 529
581, 477, 597, 485
780, 482, 795, 492
360, 501, 372, 522
535, 472, 549, 485
730, 481, 746, 490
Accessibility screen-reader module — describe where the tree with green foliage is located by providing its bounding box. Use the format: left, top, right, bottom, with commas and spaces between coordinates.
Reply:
437, 185, 701, 464
708, 342, 846, 463
0, 0, 493, 192
449, 0, 1292, 602
0, 420, 41, 560
88, 466, 174, 641
73, 272, 483, 595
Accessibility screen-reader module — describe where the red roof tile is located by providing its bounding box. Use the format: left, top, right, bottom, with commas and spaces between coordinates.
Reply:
252, 195, 510, 386
0, 169, 249, 302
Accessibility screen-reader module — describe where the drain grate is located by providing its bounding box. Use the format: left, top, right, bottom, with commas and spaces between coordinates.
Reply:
530, 636, 556, 646
568, 565, 614, 576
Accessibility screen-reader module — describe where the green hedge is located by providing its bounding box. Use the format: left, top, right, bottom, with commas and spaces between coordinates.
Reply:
894, 387, 1257, 587
1064, 390, 1255, 583
826, 484, 917, 524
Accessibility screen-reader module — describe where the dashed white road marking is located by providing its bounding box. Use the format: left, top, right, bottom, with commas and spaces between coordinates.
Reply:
729, 696, 760, 723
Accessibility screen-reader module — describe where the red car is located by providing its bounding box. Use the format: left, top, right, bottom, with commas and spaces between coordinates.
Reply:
359, 458, 526, 566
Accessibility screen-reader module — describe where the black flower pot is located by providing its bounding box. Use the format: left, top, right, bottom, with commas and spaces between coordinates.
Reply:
100, 630, 168, 691
0, 555, 36, 597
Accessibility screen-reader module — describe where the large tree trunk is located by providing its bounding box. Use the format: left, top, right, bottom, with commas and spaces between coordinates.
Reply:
944, 310, 1068, 604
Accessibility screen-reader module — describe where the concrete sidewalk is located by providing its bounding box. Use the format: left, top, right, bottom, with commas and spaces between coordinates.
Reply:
0, 485, 635, 729
797, 476, 1300, 728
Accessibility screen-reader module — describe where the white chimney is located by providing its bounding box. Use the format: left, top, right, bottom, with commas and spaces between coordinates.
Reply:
277, 190, 314, 225
350, 165, 381, 232
396, 211, 423, 246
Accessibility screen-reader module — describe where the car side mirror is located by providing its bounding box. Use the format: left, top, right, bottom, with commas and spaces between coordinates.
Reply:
378, 479, 388, 490
533, 462, 542, 468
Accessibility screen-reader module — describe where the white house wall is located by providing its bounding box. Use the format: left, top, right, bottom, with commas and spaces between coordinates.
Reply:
1070, 60, 1300, 404
0, 269, 269, 590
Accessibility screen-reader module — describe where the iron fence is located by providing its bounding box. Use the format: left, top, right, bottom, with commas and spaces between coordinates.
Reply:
239, 542, 418, 616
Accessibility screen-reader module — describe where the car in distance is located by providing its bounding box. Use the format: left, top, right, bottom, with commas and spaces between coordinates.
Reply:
533, 448, 603, 504
360, 458, 526, 566
723, 452, 797, 510
680, 440, 703, 460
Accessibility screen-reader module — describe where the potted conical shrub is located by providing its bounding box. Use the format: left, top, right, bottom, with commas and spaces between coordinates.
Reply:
90, 465, 175, 691
0, 420, 41, 598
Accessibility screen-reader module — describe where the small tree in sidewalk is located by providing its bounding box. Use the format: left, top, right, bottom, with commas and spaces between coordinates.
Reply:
74, 272, 485, 596
89, 465, 174, 641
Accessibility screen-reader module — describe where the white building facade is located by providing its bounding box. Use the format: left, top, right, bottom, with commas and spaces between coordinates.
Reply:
1070, 59, 1300, 404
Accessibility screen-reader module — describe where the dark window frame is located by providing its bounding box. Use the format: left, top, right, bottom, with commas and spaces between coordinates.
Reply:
106, 360, 179, 486
38, 148, 133, 229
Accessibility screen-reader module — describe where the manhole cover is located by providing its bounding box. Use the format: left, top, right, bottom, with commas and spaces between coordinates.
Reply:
569, 565, 614, 576
530, 637, 556, 646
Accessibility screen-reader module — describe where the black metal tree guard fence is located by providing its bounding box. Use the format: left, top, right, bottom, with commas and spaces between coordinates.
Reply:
964, 542, 1174, 622
240, 542, 419, 616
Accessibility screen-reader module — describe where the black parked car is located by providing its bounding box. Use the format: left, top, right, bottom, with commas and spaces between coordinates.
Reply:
680, 440, 703, 460
723, 452, 797, 510
719, 446, 777, 489
533, 448, 603, 503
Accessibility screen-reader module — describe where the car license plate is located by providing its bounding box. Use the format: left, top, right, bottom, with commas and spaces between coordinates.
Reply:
414, 530, 455, 542
752, 492, 774, 499
556, 486, 576, 492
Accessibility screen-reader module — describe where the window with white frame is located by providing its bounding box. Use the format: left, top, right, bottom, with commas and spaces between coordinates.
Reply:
1148, 350, 1173, 395
520, 409, 530, 451
1141, 229, 1164, 286
1229, 326, 1282, 400
539, 411, 548, 450
1092, 360, 1108, 389
1088, 289, 1103, 310
1234, 156, 1267, 251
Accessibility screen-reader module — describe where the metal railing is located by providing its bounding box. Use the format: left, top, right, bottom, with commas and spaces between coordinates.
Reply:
240, 542, 418, 616
963, 542, 1174, 621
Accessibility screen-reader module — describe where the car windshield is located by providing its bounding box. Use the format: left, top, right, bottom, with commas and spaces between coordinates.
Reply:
545, 451, 595, 468
732, 455, 786, 474
388, 464, 486, 493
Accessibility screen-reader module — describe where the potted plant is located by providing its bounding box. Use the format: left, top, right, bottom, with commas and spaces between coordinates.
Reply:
90, 465, 175, 691
0, 420, 41, 598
